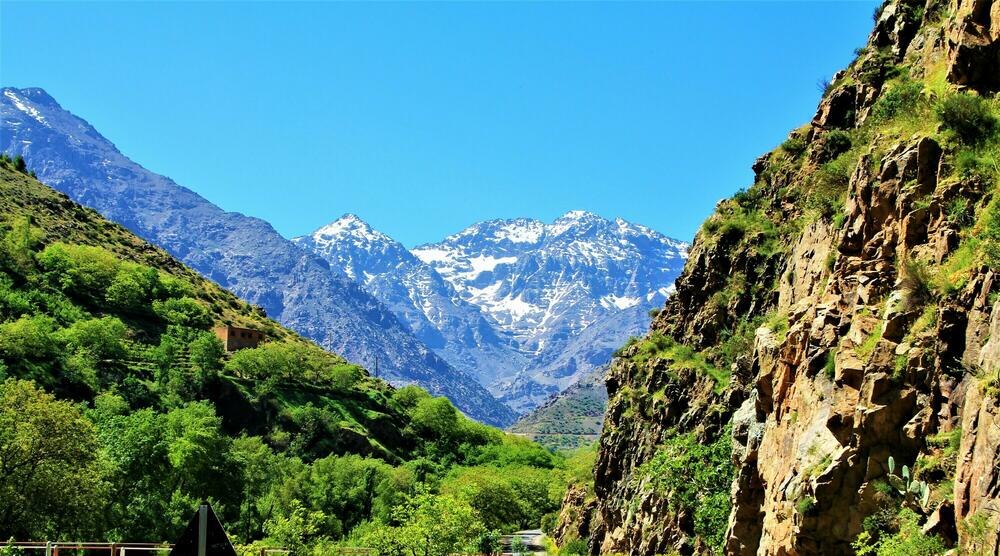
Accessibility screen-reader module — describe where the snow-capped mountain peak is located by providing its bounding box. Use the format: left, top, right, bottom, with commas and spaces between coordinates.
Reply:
312, 213, 394, 246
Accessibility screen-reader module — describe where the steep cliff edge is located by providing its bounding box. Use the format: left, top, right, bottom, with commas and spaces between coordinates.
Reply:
585, 0, 1000, 554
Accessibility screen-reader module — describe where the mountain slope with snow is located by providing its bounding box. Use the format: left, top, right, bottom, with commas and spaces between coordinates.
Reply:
0, 86, 516, 426
298, 210, 688, 412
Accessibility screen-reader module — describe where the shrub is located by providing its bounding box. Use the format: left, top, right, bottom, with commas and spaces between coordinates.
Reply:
393, 384, 431, 410
639, 426, 734, 552
0, 217, 43, 276
796, 496, 817, 515
188, 332, 224, 372
946, 197, 975, 228
2, 315, 55, 358
935, 93, 997, 144
59, 316, 128, 360
37, 243, 122, 300
13, 155, 27, 173
781, 135, 808, 157
872, 79, 923, 122
900, 257, 934, 311
821, 130, 853, 161
561, 538, 588, 555
981, 198, 1000, 271
824, 349, 837, 380
853, 508, 946, 556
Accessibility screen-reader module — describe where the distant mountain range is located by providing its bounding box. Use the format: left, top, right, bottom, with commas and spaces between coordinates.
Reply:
297, 211, 687, 412
0, 86, 514, 426
1, 86, 688, 418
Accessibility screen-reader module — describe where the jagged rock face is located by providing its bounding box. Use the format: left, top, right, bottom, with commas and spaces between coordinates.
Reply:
585, 0, 1000, 554
297, 211, 689, 413
0, 88, 516, 427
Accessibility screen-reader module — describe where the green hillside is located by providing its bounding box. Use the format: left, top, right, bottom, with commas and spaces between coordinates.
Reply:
0, 159, 572, 552
509, 366, 607, 451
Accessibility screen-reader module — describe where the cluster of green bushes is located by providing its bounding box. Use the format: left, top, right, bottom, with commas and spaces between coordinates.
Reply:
853, 508, 946, 556
637, 426, 734, 553
0, 152, 35, 178
0, 208, 577, 553
620, 332, 730, 392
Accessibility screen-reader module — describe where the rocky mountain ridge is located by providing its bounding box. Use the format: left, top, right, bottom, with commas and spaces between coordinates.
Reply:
296, 210, 688, 413
0, 88, 516, 426
565, 0, 1000, 554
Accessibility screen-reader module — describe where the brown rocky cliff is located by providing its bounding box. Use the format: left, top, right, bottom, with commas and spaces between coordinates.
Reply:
580, 0, 1000, 554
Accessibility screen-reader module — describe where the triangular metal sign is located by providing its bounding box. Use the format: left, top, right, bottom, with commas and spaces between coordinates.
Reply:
169, 504, 238, 556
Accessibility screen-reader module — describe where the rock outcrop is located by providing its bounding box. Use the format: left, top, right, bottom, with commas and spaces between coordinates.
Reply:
578, 0, 1000, 554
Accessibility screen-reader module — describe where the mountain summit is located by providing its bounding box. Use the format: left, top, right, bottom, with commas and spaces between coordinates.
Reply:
0, 86, 516, 426
298, 210, 688, 412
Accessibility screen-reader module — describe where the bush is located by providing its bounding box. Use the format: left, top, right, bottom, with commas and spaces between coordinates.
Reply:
59, 316, 128, 360
853, 508, 946, 556
796, 495, 818, 515
900, 258, 934, 311
872, 79, 923, 122
821, 130, 853, 161
781, 135, 808, 157
0, 217, 43, 276
982, 198, 1000, 271
935, 93, 997, 144
639, 426, 733, 552
946, 197, 975, 228
188, 332, 224, 372
106, 263, 161, 311
0, 314, 58, 361
561, 538, 589, 555
393, 384, 431, 410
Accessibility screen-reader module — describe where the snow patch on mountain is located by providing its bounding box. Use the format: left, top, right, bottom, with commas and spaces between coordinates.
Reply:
299, 210, 689, 413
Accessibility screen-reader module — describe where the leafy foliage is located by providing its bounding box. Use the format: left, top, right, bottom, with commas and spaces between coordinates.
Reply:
0, 379, 107, 538
638, 426, 734, 552
0, 168, 573, 549
853, 509, 946, 556
935, 93, 997, 144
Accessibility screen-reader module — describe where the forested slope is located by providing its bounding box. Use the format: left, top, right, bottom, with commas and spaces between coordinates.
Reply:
0, 160, 572, 552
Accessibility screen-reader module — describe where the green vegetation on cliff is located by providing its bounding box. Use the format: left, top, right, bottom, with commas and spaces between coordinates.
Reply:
586, 1, 1000, 554
0, 163, 571, 552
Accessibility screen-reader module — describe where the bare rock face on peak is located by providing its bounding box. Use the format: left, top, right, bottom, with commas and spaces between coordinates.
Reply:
576, 0, 1000, 554
0, 89, 516, 427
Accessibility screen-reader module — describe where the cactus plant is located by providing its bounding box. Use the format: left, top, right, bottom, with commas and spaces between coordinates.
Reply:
884, 456, 931, 510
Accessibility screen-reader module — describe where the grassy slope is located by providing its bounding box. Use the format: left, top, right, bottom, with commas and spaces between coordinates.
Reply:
509, 366, 607, 450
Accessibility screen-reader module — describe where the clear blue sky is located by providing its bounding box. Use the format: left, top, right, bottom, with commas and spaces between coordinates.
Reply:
1, 1, 878, 247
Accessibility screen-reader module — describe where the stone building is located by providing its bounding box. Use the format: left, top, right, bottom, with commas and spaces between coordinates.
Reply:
213, 325, 265, 351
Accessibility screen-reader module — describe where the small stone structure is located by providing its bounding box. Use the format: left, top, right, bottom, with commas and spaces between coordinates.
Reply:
213, 325, 265, 351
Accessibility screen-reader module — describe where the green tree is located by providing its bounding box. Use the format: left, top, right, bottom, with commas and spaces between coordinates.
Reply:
359, 489, 488, 556
0, 216, 43, 276
59, 316, 128, 360
36, 243, 121, 301
0, 379, 107, 538
152, 297, 211, 328
189, 332, 224, 373
106, 263, 161, 311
